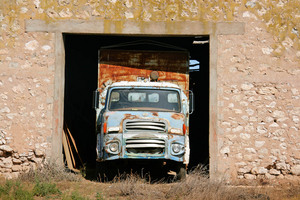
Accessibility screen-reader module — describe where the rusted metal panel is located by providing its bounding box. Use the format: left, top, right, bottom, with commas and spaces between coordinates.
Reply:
98, 49, 189, 93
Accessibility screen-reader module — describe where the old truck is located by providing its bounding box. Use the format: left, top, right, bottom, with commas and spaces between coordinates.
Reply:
93, 41, 193, 180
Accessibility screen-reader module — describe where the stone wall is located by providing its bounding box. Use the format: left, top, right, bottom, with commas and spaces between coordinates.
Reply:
217, 12, 300, 180
0, 30, 55, 178
0, 0, 299, 180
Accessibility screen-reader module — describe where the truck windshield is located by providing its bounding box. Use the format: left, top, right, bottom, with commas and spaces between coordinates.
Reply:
108, 89, 180, 112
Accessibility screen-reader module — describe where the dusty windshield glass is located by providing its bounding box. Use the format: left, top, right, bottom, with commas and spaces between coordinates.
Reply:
108, 89, 180, 112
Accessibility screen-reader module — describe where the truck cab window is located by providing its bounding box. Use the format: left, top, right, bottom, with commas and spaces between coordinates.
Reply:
108, 89, 180, 112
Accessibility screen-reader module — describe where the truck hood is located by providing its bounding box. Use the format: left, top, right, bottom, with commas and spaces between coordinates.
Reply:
103, 111, 185, 134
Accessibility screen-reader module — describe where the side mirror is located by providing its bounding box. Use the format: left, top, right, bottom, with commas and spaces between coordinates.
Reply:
189, 90, 194, 114
93, 90, 99, 109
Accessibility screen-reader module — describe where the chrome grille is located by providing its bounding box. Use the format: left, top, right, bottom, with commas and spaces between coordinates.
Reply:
125, 138, 165, 154
125, 120, 166, 132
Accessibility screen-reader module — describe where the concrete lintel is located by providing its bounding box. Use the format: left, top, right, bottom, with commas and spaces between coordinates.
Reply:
216, 22, 245, 35
25, 19, 244, 35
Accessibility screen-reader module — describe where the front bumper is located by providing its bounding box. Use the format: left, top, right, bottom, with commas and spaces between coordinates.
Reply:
98, 133, 185, 162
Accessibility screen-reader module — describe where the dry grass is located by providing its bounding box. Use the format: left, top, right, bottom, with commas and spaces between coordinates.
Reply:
111, 173, 148, 196
108, 166, 300, 200
0, 164, 299, 200
18, 163, 82, 182
165, 170, 264, 200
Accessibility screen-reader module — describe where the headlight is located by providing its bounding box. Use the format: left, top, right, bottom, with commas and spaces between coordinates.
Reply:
171, 143, 184, 155
108, 142, 119, 153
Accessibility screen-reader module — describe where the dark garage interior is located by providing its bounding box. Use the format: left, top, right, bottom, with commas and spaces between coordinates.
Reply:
63, 34, 209, 175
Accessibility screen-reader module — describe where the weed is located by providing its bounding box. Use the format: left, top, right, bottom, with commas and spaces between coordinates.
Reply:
95, 191, 105, 200
0, 180, 33, 200
0, 180, 13, 196
18, 162, 82, 182
62, 191, 91, 200
165, 165, 271, 200
112, 173, 148, 197
12, 183, 33, 200
33, 181, 61, 197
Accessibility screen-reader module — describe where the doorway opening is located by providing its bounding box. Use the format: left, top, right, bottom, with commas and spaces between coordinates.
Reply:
63, 34, 209, 175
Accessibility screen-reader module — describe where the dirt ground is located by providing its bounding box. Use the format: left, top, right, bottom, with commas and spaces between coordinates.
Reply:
54, 177, 300, 200
1, 166, 299, 200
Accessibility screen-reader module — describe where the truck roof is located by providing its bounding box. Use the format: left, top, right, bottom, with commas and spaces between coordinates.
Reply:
109, 81, 181, 89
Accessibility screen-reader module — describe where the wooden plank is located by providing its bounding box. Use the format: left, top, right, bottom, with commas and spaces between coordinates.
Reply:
62, 130, 73, 170
62, 130, 80, 173
65, 130, 76, 168
66, 126, 84, 166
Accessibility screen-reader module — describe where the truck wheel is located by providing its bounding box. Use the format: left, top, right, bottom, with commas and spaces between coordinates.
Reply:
176, 166, 187, 181
96, 162, 117, 182
96, 162, 105, 182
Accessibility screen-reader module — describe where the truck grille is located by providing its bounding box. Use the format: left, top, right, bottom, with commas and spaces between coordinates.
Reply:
125, 120, 166, 132
125, 138, 165, 154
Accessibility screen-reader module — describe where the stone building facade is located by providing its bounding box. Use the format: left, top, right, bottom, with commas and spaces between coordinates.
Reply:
0, 0, 299, 180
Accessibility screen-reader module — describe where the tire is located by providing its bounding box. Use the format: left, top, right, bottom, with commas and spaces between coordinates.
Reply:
96, 162, 116, 182
175, 165, 187, 181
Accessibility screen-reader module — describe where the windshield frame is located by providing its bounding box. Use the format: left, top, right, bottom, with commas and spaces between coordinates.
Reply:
106, 87, 181, 113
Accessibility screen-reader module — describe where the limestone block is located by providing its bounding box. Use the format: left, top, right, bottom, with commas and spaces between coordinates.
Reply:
233, 126, 243, 133
22, 165, 30, 173
235, 162, 247, 167
240, 133, 251, 140
12, 165, 22, 172
261, 47, 273, 55
0, 157, 13, 168
269, 122, 279, 128
31, 157, 43, 164
245, 124, 255, 132
237, 175, 244, 179
244, 154, 254, 161
265, 173, 275, 179
277, 174, 284, 179
34, 149, 44, 157
220, 146, 230, 155
0, 107, 10, 113
240, 101, 249, 106
251, 167, 268, 175
293, 116, 299, 123
12, 158, 22, 164
276, 162, 290, 171
290, 87, 298, 95
20, 156, 28, 162
46, 8, 59, 18
245, 148, 256, 154
272, 110, 285, 118
58, 0, 71, 6
258, 87, 277, 95
246, 108, 254, 115
269, 169, 281, 175
244, 91, 257, 96
255, 141, 265, 148
257, 126, 267, 134
2, 173, 12, 180
234, 109, 242, 114
59, 8, 73, 18
290, 165, 300, 175
271, 149, 281, 156
25, 40, 39, 51
241, 83, 254, 90
238, 167, 251, 174
244, 174, 256, 180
